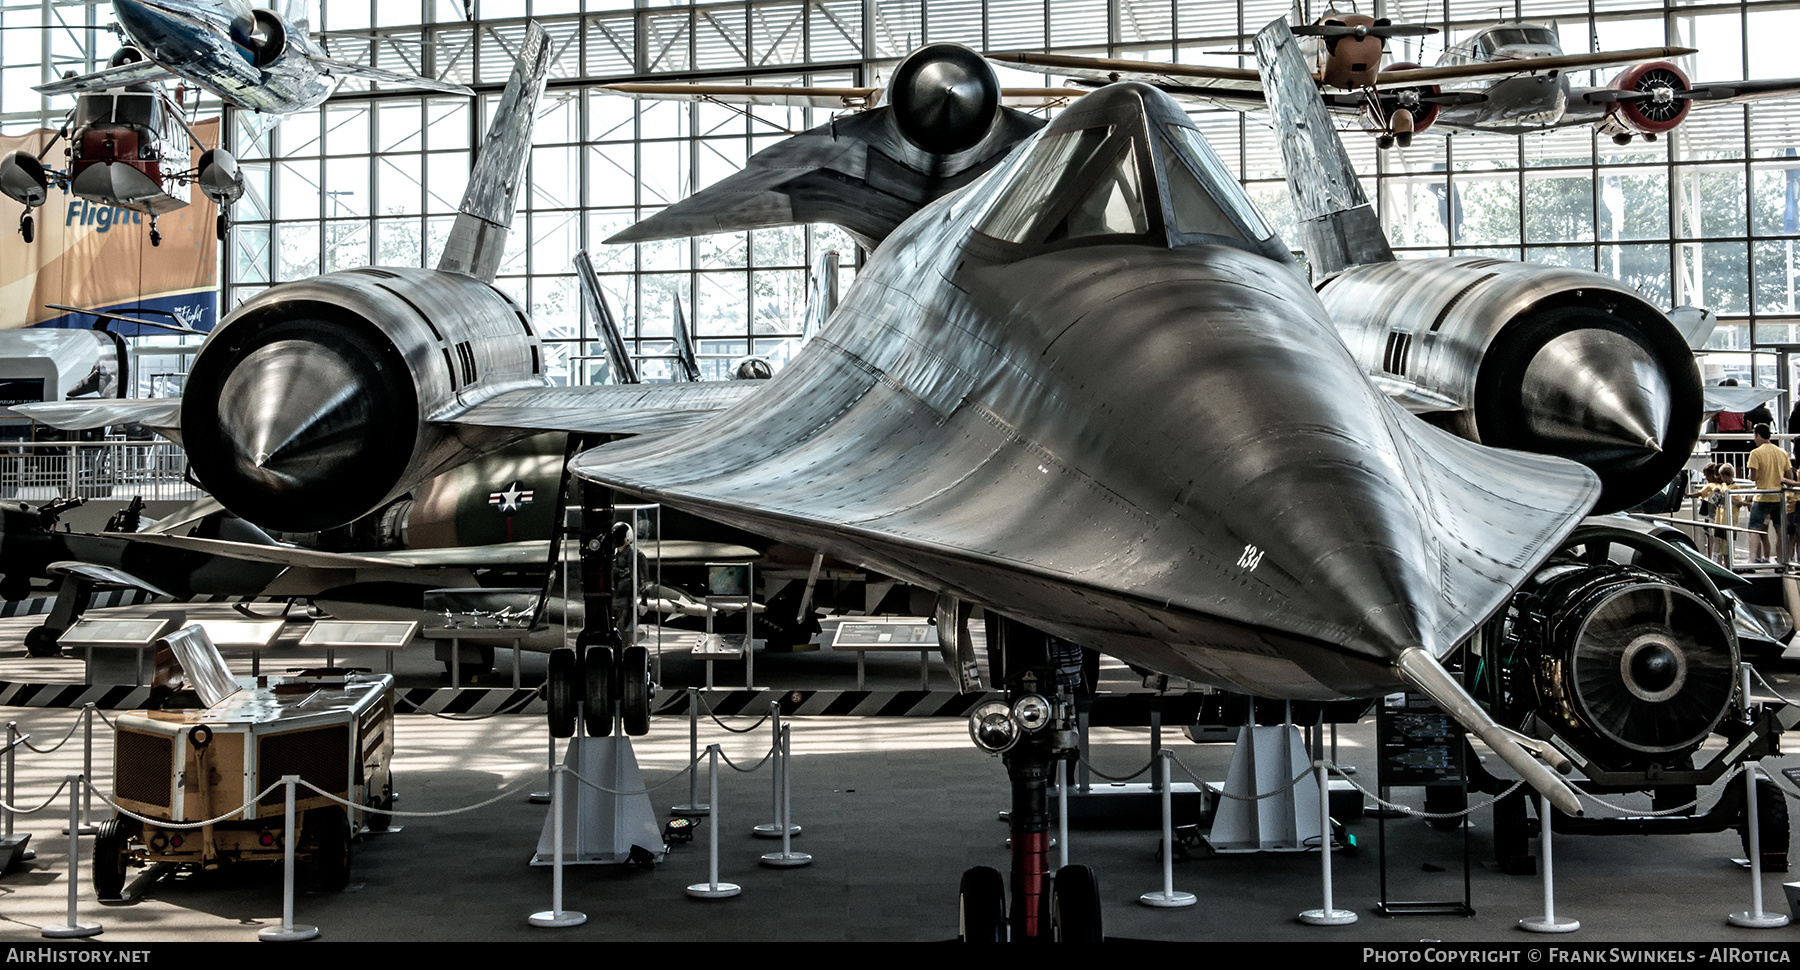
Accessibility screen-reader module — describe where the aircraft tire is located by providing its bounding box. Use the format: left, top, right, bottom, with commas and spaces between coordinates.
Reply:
958, 866, 1007, 942
216, 212, 228, 240
23, 626, 59, 657
18, 214, 32, 244
621, 645, 650, 736
1050, 864, 1103, 942
583, 644, 614, 738
310, 808, 352, 892
546, 647, 577, 738
1740, 773, 1790, 873
92, 817, 129, 900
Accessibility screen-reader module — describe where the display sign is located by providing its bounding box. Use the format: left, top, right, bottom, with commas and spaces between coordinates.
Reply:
58, 616, 175, 646
833, 620, 935, 648
300, 620, 419, 649
1376, 691, 1466, 786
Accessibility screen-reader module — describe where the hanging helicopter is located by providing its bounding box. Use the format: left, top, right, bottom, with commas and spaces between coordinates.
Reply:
0, 47, 243, 247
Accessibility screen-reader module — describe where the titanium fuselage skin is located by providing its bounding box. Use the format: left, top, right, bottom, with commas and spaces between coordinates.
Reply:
574, 83, 1601, 702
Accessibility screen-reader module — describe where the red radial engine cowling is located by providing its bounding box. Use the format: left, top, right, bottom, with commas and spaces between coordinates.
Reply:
1371, 63, 1441, 134
1605, 61, 1691, 135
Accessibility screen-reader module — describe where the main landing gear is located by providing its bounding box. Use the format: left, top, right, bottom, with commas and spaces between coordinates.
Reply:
960, 616, 1103, 942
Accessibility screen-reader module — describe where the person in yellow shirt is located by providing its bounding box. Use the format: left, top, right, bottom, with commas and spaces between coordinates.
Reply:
1744, 424, 1792, 562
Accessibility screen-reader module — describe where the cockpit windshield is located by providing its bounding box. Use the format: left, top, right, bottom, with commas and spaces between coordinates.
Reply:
1478, 25, 1558, 55
972, 103, 1273, 250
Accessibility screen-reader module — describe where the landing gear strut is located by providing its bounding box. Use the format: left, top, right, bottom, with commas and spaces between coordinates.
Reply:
961, 615, 1102, 942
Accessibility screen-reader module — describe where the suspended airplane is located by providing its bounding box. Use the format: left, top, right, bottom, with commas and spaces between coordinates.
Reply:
19, 37, 1742, 940
988, 11, 1800, 148
0, 61, 243, 246
32, 0, 472, 119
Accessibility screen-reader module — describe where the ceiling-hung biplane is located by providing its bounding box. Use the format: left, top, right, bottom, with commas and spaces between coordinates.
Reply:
989, 10, 1800, 148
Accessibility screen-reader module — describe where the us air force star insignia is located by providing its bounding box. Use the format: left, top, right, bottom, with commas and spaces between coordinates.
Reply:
488, 480, 535, 515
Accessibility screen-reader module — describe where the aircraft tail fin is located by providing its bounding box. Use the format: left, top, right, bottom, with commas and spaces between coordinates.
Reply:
574, 251, 638, 385
803, 250, 840, 339
437, 21, 551, 282
671, 299, 700, 382
1252, 19, 1394, 275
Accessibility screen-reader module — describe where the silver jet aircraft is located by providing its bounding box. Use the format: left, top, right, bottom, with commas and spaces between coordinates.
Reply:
34, 0, 470, 118
24, 40, 1731, 939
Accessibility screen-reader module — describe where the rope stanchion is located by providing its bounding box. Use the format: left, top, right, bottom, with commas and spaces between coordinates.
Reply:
753, 701, 795, 838
258, 776, 318, 941
687, 745, 739, 899
672, 687, 708, 816
1057, 754, 1069, 871
1139, 749, 1195, 909
19, 712, 83, 754
761, 724, 810, 868
698, 693, 772, 734
1730, 665, 1789, 928
719, 741, 777, 774
79, 705, 95, 834
41, 774, 100, 939
1299, 758, 1355, 926
528, 763, 586, 928
1519, 790, 1579, 933
530, 735, 553, 805
0, 776, 72, 816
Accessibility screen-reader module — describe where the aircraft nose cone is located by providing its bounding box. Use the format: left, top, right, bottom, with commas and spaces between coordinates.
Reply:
215, 338, 372, 492
1518, 327, 1670, 466
903, 61, 989, 137
183, 321, 416, 534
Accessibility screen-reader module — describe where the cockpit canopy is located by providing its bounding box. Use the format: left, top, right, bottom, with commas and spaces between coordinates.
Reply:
1475, 24, 1560, 56
971, 82, 1285, 261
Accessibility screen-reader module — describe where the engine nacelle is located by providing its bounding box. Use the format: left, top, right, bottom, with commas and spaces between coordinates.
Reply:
196, 148, 243, 207
1601, 61, 1691, 137
230, 9, 289, 69
0, 151, 48, 208
1318, 257, 1701, 512
885, 44, 1003, 157
1506, 557, 1737, 771
1370, 62, 1440, 137
181, 266, 546, 533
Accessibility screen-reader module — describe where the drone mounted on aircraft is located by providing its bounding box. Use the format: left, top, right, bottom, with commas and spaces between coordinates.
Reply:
33, 1, 472, 120
0, 57, 243, 246
989, 11, 1800, 148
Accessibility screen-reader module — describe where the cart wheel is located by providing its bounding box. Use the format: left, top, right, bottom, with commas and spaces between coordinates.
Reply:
1051, 864, 1103, 942
18, 213, 32, 244
546, 647, 577, 738
621, 644, 650, 737
366, 779, 395, 833
583, 645, 614, 738
958, 865, 1007, 942
311, 808, 352, 892
92, 817, 129, 900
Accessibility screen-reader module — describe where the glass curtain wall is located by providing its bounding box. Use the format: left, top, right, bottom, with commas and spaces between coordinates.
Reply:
2, 1, 1796, 393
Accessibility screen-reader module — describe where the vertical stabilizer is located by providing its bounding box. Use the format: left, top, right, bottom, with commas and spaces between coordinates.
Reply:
803, 249, 839, 339
437, 22, 551, 281
1252, 19, 1394, 275
671, 299, 700, 382
574, 251, 638, 385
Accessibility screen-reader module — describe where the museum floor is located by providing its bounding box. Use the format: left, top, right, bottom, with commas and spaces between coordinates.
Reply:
1, 603, 1799, 943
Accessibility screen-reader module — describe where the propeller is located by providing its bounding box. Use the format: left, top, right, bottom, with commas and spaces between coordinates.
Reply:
1292, 19, 1438, 41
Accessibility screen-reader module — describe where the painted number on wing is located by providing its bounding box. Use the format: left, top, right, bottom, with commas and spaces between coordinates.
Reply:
1237, 544, 1264, 572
